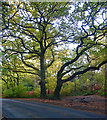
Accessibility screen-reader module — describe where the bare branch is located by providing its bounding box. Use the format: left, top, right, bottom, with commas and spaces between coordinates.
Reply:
20, 53, 40, 73
61, 65, 84, 78
63, 60, 107, 83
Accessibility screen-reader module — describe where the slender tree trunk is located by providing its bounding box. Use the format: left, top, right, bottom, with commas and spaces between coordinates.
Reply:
54, 80, 63, 99
48, 89, 50, 94
14, 79, 16, 87
6, 81, 9, 89
7, 84, 9, 89
74, 81, 76, 92
40, 52, 46, 98
2, 78, 9, 89
16, 78, 19, 86
16, 73, 19, 86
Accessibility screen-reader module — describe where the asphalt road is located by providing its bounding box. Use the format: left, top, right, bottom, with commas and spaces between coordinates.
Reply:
1, 98, 106, 119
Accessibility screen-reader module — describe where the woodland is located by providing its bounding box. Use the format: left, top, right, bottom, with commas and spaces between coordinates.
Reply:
1, 1, 107, 99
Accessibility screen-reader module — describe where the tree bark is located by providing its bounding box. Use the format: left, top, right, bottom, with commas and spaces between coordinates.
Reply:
74, 81, 76, 92
16, 73, 19, 86
54, 80, 63, 99
40, 50, 46, 98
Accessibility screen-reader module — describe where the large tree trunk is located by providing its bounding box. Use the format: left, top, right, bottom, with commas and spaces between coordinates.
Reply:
54, 80, 63, 99
40, 51, 46, 98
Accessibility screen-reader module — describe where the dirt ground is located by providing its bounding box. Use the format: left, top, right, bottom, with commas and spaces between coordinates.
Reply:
11, 95, 107, 116
62, 95, 107, 116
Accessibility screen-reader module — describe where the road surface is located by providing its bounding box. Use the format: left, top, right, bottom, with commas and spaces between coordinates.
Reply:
1, 98, 106, 119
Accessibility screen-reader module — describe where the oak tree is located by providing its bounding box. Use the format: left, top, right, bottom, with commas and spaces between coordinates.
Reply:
54, 2, 107, 98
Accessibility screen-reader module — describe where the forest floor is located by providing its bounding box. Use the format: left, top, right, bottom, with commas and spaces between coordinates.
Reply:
11, 95, 107, 116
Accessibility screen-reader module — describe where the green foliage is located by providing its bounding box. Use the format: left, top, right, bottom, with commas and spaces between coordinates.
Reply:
96, 85, 105, 97
70, 91, 84, 96
97, 89, 104, 96
46, 94, 61, 100
25, 92, 40, 98
70, 89, 96, 96
3, 85, 42, 98
60, 90, 71, 97
60, 82, 72, 97
2, 2, 107, 99
3, 85, 27, 98
34, 88, 41, 97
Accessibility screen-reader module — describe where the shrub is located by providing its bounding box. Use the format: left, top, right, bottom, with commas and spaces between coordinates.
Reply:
60, 88, 71, 97
46, 94, 61, 100
3, 85, 27, 98
97, 89, 105, 96
34, 88, 41, 97
27, 91, 35, 95
70, 89, 97, 96
70, 90, 84, 96
3, 88, 14, 98
25, 91, 40, 98
93, 84, 102, 90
